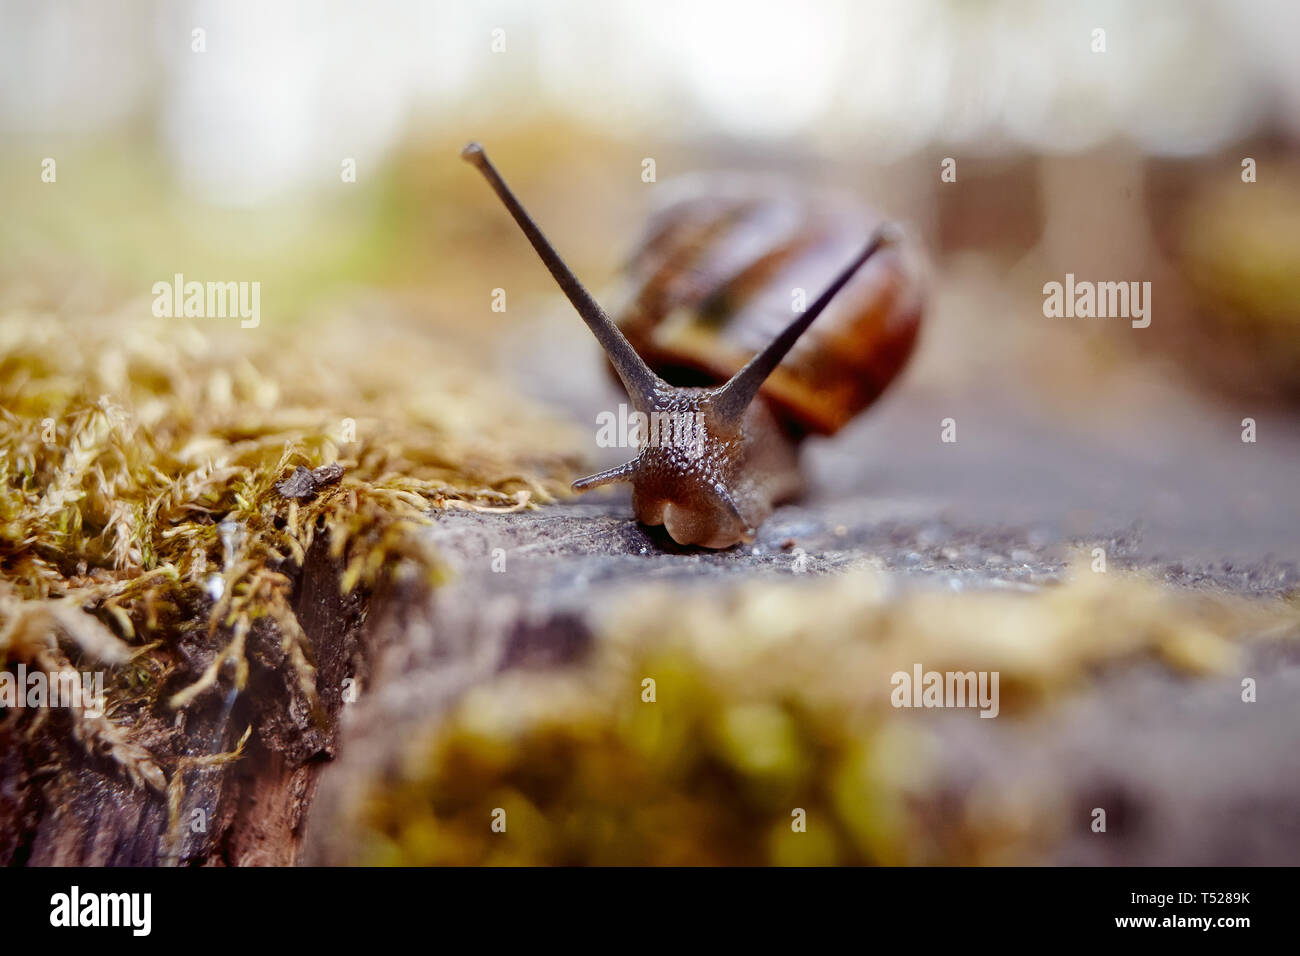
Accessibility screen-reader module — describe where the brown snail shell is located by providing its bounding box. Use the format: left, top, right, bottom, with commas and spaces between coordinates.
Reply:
614, 177, 923, 436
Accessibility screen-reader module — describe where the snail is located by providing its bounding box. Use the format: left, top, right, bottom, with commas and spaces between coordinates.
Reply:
462, 143, 922, 549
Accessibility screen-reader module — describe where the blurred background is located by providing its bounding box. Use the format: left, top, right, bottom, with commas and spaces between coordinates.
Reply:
4, 0, 1297, 554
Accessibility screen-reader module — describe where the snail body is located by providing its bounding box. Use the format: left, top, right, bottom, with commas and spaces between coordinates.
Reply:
462, 144, 922, 548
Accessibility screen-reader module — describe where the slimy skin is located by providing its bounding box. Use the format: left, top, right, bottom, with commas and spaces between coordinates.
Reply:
610, 387, 801, 548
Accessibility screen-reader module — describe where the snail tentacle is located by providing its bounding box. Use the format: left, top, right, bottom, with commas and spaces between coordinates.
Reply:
572, 459, 639, 491
711, 225, 900, 425
461, 142, 664, 411
709, 481, 756, 542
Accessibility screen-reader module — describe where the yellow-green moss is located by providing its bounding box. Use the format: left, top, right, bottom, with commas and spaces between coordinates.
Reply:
355, 566, 1298, 865
0, 281, 582, 793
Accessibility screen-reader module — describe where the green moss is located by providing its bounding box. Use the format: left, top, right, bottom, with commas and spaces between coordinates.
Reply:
0, 288, 581, 794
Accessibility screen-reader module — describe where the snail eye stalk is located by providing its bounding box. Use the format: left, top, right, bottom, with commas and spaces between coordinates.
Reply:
461, 142, 663, 411
711, 226, 899, 424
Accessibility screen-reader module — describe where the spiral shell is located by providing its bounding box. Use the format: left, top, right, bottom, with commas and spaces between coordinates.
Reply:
614, 177, 923, 436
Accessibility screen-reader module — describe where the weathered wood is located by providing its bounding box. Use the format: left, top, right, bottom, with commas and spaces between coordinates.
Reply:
302, 497, 1300, 864
1, 537, 366, 866
299, 371, 1300, 864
